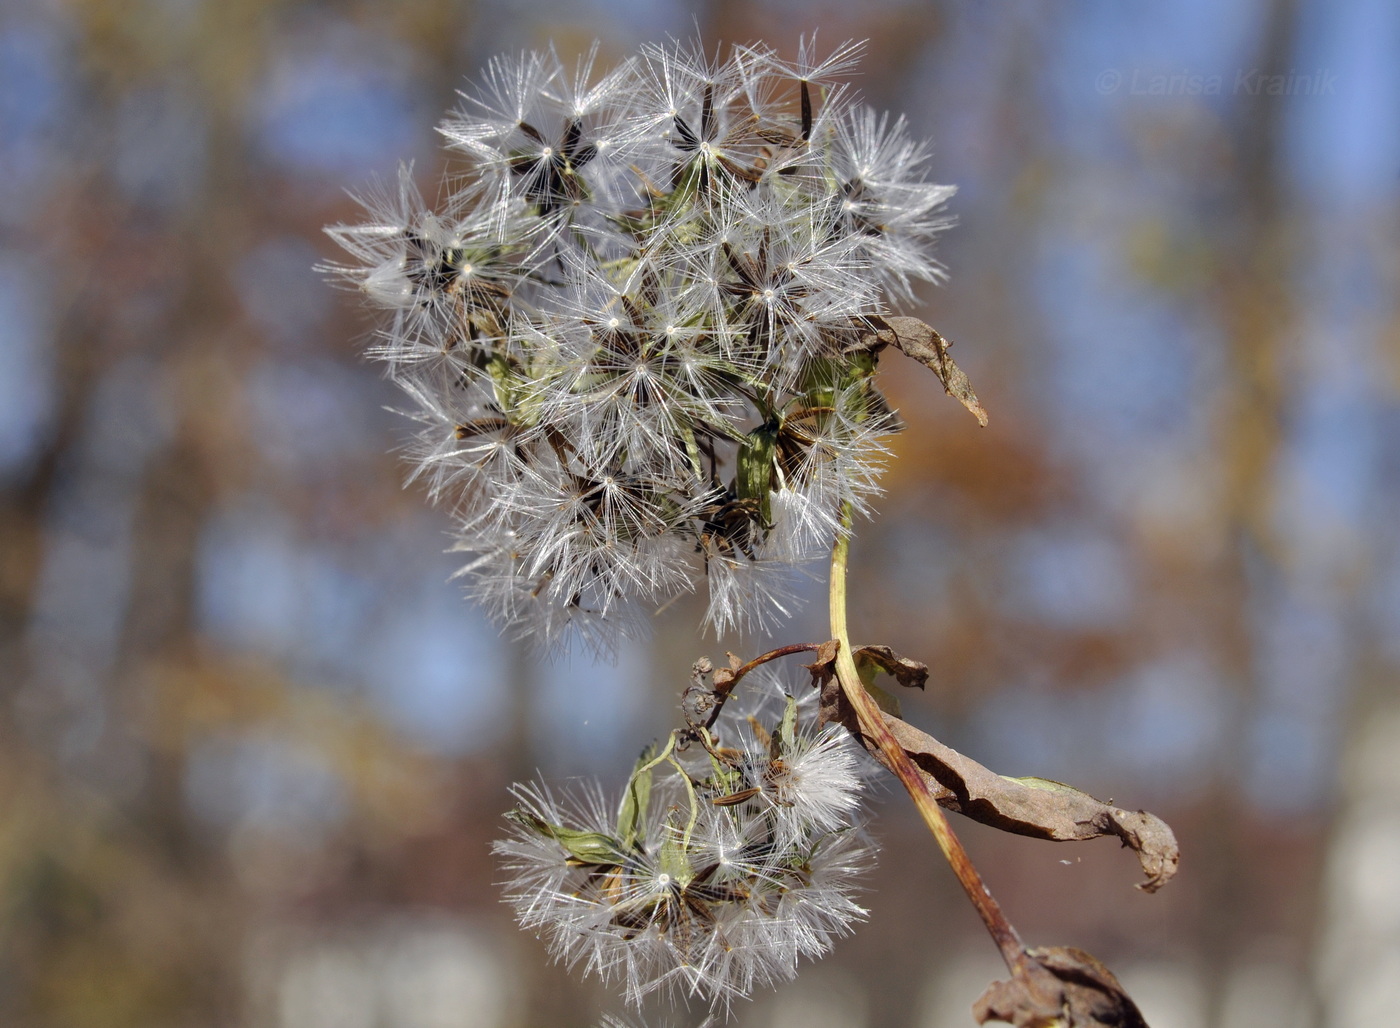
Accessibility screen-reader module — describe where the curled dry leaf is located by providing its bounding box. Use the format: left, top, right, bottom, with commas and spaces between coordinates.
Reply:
813, 647, 1180, 892
854, 315, 989, 427
854, 644, 929, 691
852, 645, 928, 719
973, 947, 1149, 1028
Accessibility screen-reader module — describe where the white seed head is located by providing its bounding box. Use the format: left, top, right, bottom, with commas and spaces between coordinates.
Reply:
324, 38, 955, 655
495, 673, 873, 1010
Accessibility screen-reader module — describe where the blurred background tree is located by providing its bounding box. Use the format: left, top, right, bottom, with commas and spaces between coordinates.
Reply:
1, 1, 1396, 1026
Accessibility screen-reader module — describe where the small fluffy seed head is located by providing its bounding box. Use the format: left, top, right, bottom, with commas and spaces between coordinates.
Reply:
494, 674, 873, 1010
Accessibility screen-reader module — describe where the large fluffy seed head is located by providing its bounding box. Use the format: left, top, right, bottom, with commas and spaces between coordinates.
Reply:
494, 675, 873, 1010
324, 39, 954, 654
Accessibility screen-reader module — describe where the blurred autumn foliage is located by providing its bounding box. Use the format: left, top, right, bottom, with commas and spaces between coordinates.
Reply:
1, 1, 1397, 1027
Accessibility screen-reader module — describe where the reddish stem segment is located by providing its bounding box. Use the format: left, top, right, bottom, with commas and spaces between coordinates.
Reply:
699, 643, 825, 730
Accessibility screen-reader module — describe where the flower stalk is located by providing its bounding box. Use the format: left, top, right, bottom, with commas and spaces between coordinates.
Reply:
828, 511, 1025, 972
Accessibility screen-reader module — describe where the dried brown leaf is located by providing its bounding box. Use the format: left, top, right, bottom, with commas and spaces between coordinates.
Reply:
854, 644, 929, 691
857, 315, 989, 426
819, 675, 1179, 892
803, 639, 842, 688
974, 947, 1150, 1028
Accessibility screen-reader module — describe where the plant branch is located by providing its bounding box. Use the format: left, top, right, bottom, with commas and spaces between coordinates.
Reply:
684, 644, 825, 733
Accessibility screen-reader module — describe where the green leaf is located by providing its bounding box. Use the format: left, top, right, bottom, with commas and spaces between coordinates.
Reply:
679, 420, 705, 481
485, 352, 546, 426
504, 809, 625, 866
775, 693, 798, 757
656, 818, 692, 883
735, 424, 779, 525
617, 745, 656, 848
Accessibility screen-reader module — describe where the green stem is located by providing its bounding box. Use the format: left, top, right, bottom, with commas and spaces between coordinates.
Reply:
627, 732, 702, 853
668, 753, 701, 851
829, 513, 1026, 973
